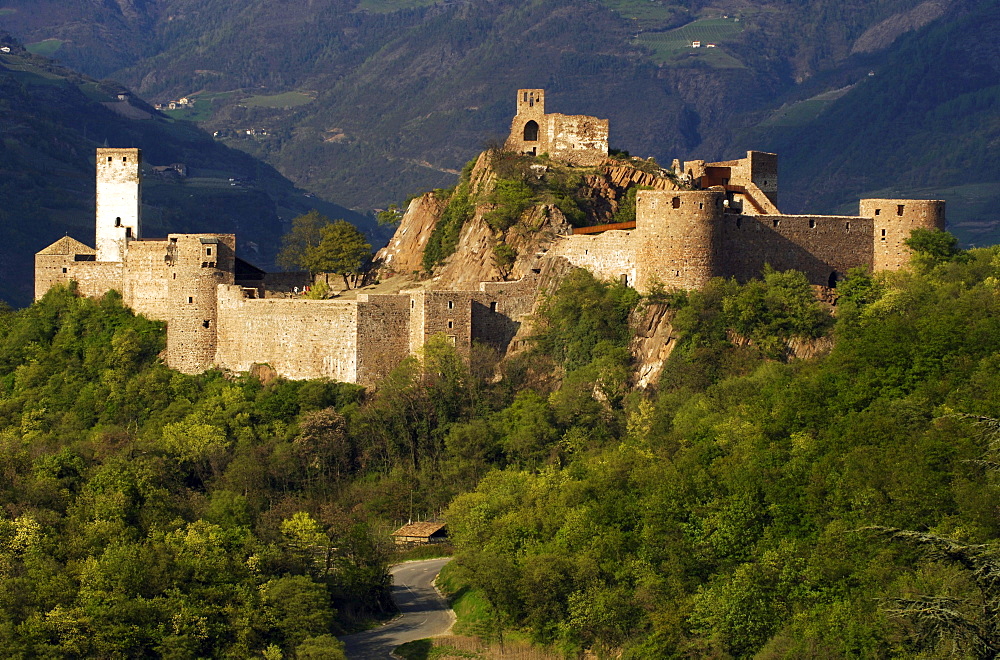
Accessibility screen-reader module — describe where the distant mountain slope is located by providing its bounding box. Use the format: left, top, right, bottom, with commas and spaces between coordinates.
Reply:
0, 0, 938, 209
740, 0, 1000, 245
3, 0, 997, 249
0, 40, 377, 307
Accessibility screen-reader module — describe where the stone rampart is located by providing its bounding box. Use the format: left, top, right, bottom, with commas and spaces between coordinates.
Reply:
720, 214, 873, 286
549, 230, 636, 285
356, 294, 412, 384
215, 285, 359, 382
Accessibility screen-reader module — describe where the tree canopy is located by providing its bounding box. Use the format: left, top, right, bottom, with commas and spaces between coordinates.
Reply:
303, 220, 372, 287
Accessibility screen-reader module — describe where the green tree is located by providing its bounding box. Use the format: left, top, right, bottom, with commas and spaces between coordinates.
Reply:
276, 210, 327, 271
905, 227, 963, 266
303, 220, 372, 287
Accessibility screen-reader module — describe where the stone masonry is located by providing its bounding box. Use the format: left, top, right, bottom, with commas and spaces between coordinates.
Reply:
551, 150, 945, 292
35, 94, 946, 386
505, 89, 609, 166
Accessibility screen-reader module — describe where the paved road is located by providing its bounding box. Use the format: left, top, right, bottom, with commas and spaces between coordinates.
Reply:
340, 557, 455, 659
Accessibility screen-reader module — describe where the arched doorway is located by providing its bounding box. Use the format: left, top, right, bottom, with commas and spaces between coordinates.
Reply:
828, 271, 839, 288
523, 120, 539, 142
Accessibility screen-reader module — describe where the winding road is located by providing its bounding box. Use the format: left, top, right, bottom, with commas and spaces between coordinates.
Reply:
340, 557, 455, 659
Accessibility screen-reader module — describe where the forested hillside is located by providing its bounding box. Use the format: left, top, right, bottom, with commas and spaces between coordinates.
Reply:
5, 0, 997, 244
4, 232, 1000, 656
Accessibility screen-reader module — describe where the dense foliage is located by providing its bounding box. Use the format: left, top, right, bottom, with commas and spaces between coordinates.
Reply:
0, 286, 384, 658
9, 236, 1000, 658
446, 246, 1000, 657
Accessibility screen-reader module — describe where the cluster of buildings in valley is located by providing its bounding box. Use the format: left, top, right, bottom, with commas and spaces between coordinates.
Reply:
35, 90, 945, 386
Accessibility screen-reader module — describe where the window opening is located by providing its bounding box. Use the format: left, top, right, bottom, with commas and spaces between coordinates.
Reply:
772, 219, 780, 228
448, 300, 454, 309
809, 219, 816, 228
187, 297, 193, 303
699, 202, 704, 210
897, 204, 905, 216
448, 320, 454, 329
672, 196, 680, 209
874, 209, 881, 216
62, 267, 67, 273
881, 229, 887, 240
206, 247, 212, 256
828, 271, 839, 288
202, 320, 211, 329
845, 222, 851, 232
490, 301, 497, 312
115, 217, 121, 227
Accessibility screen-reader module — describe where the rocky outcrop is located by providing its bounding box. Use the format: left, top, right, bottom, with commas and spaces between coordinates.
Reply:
630, 302, 679, 389
374, 193, 448, 276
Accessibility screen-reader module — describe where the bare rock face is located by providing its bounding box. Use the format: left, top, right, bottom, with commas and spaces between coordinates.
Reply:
630, 302, 679, 389
374, 193, 448, 276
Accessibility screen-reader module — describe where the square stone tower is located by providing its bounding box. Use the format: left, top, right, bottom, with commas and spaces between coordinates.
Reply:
95, 148, 142, 262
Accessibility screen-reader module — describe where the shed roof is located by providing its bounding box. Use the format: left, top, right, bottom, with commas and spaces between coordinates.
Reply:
392, 522, 447, 538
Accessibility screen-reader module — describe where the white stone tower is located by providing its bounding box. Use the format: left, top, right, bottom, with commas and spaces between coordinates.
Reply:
95, 147, 142, 262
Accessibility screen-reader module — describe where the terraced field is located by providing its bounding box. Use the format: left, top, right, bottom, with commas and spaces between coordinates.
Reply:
599, 0, 689, 30
242, 91, 314, 108
25, 39, 63, 57
354, 0, 439, 13
635, 17, 744, 67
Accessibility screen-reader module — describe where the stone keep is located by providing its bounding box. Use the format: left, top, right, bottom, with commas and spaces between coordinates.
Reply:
95, 148, 142, 262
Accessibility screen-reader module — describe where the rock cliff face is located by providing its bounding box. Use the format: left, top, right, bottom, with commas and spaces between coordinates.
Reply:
375, 193, 448, 277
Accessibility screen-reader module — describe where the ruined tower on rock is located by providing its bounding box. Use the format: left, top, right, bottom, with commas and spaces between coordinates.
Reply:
505, 89, 609, 165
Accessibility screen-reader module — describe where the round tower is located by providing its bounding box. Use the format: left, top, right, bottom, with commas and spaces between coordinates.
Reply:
95, 148, 142, 262
861, 199, 945, 271
635, 189, 725, 292
165, 234, 235, 373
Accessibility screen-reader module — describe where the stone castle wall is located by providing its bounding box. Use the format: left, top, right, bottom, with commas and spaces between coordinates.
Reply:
215, 286, 360, 383
355, 294, 413, 384
550, 230, 637, 285
720, 215, 873, 285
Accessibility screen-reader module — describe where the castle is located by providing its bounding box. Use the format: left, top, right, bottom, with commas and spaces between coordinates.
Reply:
35, 149, 535, 385
34, 90, 945, 385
